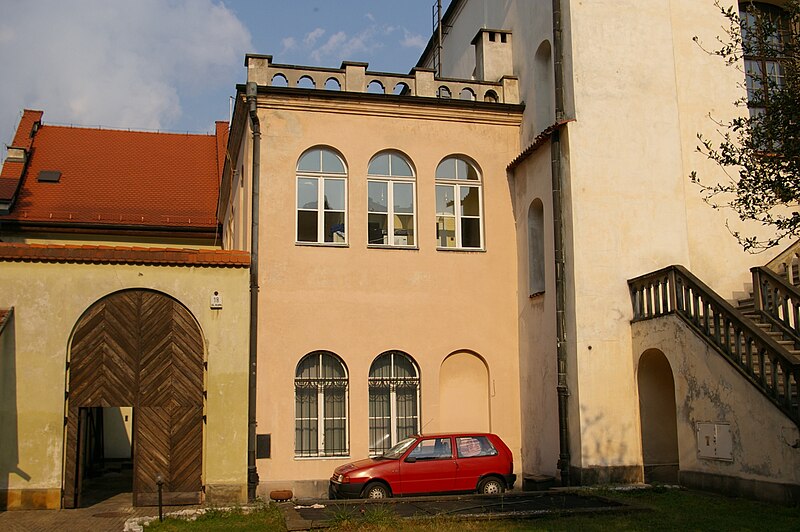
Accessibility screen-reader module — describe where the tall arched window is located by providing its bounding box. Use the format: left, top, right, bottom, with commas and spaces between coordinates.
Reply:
368, 351, 420, 455
435, 156, 483, 249
296, 147, 347, 244
740, 2, 789, 118
295, 351, 349, 457
367, 151, 416, 247
528, 198, 545, 295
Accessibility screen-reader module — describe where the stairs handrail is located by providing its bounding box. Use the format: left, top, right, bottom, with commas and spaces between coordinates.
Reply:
766, 240, 800, 284
752, 266, 800, 346
629, 265, 799, 426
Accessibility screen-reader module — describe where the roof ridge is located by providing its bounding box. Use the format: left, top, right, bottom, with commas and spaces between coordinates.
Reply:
0, 242, 250, 268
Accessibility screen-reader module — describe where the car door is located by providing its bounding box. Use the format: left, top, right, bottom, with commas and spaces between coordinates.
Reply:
453, 435, 503, 491
397, 437, 457, 494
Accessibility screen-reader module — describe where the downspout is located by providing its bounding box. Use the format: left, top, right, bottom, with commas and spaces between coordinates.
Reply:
552, 0, 571, 486
246, 80, 261, 501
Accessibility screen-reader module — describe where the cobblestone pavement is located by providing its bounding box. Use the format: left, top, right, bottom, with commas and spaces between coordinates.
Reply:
0, 492, 200, 532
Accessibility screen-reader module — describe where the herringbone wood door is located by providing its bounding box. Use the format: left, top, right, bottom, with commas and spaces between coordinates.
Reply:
64, 290, 204, 508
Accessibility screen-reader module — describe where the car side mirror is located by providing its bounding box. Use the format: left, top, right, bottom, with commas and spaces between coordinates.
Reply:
404, 456, 417, 463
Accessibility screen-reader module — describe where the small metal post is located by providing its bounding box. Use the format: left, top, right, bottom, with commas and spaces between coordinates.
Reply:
156, 475, 164, 522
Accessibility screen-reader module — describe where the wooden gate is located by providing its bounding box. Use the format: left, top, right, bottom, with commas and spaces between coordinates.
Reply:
64, 290, 204, 508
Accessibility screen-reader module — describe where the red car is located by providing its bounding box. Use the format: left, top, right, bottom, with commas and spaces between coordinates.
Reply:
329, 432, 515, 499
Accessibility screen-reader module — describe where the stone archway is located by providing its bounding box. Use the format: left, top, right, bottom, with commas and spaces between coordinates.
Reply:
637, 349, 679, 483
63, 290, 204, 508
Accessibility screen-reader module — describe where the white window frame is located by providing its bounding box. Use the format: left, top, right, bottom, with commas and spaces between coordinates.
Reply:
368, 351, 420, 456
367, 151, 417, 248
296, 148, 348, 245
435, 156, 484, 250
295, 351, 350, 458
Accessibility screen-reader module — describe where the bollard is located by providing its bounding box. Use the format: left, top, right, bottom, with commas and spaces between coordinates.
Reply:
156, 475, 164, 522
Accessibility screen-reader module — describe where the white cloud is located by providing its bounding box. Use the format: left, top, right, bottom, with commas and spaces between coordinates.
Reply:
281, 37, 298, 53
365, 13, 375, 23
400, 30, 427, 50
310, 26, 383, 65
0, 0, 251, 145
304, 28, 326, 48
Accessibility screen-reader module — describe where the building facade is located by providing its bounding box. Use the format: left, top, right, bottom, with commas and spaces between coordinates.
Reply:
1, 0, 798, 510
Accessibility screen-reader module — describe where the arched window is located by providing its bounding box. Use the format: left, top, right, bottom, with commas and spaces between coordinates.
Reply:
435, 156, 483, 249
368, 351, 420, 455
295, 351, 349, 457
367, 151, 416, 247
740, 2, 789, 118
528, 198, 545, 295
296, 147, 347, 244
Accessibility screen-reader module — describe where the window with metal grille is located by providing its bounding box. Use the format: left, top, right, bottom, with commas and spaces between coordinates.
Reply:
295, 351, 349, 457
369, 351, 420, 455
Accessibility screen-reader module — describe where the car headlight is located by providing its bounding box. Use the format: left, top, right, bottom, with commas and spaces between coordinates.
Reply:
337, 474, 343, 483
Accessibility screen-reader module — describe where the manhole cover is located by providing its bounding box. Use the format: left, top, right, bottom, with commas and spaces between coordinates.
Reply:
92, 511, 130, 518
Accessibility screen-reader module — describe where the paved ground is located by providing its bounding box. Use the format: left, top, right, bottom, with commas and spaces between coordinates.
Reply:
0, 471, 200, 532
0, 493, 200, 532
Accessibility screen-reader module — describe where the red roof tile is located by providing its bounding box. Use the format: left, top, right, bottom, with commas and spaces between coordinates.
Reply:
0, 110, 226, 229
0, 243, 250, 267
0, 307, 11, 335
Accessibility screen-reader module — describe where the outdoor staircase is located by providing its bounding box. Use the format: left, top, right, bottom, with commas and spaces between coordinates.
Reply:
628, 243, 800, 428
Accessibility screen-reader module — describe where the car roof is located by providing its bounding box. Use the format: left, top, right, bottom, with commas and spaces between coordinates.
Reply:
416, 432, 496, 438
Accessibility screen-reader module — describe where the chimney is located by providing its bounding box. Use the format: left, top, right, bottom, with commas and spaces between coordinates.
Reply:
472, 29, 513, 82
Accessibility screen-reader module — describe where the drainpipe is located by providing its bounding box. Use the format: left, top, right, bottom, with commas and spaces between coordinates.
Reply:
246, 80, 261, 502
551, 0, 571, 486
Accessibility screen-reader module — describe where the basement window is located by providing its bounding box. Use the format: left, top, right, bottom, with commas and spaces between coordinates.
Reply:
37, 170, 61, 183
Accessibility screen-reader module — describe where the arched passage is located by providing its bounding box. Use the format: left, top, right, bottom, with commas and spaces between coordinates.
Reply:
637, 349, 679, 483
439, 351, 490, 432
63, 289, 205, 508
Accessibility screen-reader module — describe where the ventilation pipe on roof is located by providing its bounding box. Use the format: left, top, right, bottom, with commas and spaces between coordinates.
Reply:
246, 80, 261, 502
552, 0, 571, 487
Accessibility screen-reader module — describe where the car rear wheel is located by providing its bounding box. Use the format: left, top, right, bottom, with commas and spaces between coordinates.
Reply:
478, 477, 505, 495
363, 482, 390, 499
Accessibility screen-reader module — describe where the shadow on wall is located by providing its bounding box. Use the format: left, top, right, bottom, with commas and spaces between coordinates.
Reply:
0, 311, 32, 510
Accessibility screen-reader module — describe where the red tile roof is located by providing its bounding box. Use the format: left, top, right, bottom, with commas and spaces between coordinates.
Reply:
0, 110, 225, 229
0, 308, 11, 334
0, 243, 250, 267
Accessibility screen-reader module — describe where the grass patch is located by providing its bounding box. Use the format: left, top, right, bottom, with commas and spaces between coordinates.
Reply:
143, 489, 800, 531
143, 502, 286, 531
328, 503, 401, 530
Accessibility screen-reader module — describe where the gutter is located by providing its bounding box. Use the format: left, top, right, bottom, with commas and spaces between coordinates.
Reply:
246, 81, 261, 502
552, 0, 572, 486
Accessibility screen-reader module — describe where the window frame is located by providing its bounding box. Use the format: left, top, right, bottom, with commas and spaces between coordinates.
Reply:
367, 151, 418, 248
740, 2, 789, 118
294, 351, 350, 458
435, 156, 484, 250
368, 351, 421, 456
295, 147, 348, 246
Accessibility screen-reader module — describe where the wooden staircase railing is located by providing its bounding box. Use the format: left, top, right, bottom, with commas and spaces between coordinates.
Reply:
629, 265, 800, 427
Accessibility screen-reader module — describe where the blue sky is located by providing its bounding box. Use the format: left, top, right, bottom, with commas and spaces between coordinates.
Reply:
0, 0, 448, 154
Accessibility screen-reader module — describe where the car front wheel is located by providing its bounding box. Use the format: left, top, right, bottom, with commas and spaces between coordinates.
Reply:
363, 482, 390, 499
477, 477, 505, 495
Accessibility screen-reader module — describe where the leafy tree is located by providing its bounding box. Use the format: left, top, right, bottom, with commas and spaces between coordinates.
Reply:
691, 0, 799, 251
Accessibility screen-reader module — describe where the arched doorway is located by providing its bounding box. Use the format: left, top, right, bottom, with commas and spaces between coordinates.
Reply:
63, 290, 204, 508
637, 349, 679, 483
439, 351, 490, 432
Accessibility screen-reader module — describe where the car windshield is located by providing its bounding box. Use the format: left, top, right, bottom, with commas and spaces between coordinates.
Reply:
381, 437, 417, 459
